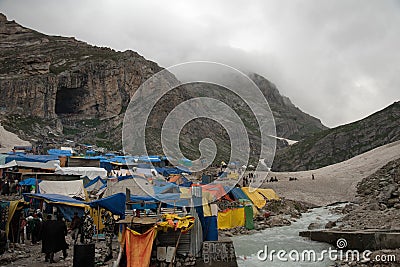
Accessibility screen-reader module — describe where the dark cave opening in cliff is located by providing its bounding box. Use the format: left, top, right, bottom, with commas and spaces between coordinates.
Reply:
55, 87, 86, 115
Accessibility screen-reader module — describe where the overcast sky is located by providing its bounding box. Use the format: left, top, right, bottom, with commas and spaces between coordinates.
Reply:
1, 0, 399, 127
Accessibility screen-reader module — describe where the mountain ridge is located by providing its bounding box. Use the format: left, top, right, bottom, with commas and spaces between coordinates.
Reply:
272, 101, 400, 171
0, 13, 326, 161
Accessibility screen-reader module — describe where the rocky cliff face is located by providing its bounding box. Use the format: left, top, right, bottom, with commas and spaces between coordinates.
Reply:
248, 73, 327, 140
0, 13, 164, 119
273, 101, 400, 171
0, 13, 326, 158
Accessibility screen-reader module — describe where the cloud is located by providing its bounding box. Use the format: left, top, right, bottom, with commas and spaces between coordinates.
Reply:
1, 0, 399, 127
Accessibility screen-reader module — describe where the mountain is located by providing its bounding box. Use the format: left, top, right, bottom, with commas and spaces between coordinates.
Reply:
248, 73, 327, 140
0, 13, 326, 161
272, 101, 400, 171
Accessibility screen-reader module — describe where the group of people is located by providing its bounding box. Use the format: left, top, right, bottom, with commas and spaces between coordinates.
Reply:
17, 208, 116, 263
0, 180, 18, 196
242, 172, 257, 187
19, 209, 43, 244
268, 177, 279, 182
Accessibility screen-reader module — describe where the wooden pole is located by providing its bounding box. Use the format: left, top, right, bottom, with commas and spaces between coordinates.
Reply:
169, 230, 182, 267
97, 206, 100, 241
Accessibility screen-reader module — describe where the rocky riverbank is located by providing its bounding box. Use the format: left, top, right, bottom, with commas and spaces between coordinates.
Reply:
332, 158, 400, 266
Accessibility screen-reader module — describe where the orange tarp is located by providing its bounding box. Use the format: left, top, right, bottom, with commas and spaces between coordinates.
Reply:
125, 227, 157, 267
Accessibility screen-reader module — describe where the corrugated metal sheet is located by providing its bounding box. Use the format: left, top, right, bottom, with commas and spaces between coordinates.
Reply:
190, 208, 203, 257
157, 229, 191, 255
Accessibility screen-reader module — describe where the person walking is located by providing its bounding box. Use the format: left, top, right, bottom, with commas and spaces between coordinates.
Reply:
69, 212, 81, 244
81, 210, 94, 244
101, 210, 115, 262
41, 214, 68, 263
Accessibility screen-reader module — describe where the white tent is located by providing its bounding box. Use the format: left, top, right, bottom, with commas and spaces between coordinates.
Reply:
38, 180, 86, 199
103, 177, 154, 197
55, 166, 107, 180
0, 160, 59, 170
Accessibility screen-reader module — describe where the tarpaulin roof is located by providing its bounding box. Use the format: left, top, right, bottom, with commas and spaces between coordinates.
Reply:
242, 187, 266, 208
55, 166, 107, 180
155, 167, 192, 177
84, 176, 106, 188
0, 160, 59, 170
153, 182, 180, 194
19, 178, 41, 186
129, 195, 158, 210
23, 193, 87, 221
38, 180, 86, 200
47, 149, 72, 156
23, 193, 87, 207
202, 184, 233, 202
104, 177, 154, 197
225, 187, 250, 201
256, 188, 280, 200
5, 154, 59, 164
0, 154, 7, 165
89, 193, 126, 217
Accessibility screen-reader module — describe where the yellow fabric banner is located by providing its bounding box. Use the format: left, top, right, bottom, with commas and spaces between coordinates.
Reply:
217, 207, 245, 229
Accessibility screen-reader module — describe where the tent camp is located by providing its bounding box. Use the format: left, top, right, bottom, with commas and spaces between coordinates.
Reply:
55, 166, 107, 180
38, 180, 86, 200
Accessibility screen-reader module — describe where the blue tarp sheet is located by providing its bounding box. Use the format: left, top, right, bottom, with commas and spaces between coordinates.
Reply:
129, 192, 190, 209
23, 193, 86, 205
23, 193, 86, 221
89, 193, 126, 217
47, 149, 72, 156
84, 176, 106, 188
19, 178, 41, 186
226, 187, 250, 201
155, 167, 192, 177
100, 160, 113, 172
129, 195, 158, 210
5, 154, 59, 164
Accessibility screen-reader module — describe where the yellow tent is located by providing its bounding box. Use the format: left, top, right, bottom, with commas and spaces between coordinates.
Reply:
217, 207, 245, 229
242, 187, 266, 208
257, 188, 280, 200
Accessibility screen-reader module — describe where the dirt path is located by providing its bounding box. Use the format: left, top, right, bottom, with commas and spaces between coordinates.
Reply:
262, 140, 400, 206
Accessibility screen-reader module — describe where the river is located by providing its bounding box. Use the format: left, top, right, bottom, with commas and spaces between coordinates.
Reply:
231, 204, 346, 266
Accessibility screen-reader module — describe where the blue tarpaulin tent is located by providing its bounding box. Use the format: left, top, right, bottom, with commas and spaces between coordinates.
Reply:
84, 176, 106, 188
89, 193, 126, 217
23, 193, 87, 221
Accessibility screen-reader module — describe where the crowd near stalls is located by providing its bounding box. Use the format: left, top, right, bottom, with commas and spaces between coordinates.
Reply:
0, 145, 280, 266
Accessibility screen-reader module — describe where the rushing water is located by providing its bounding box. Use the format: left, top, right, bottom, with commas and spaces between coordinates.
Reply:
231, 204, 346, 267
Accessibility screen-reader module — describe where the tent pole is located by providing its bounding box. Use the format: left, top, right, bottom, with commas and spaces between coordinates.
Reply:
97, 206, 100, 241
35, 174, 38, 193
